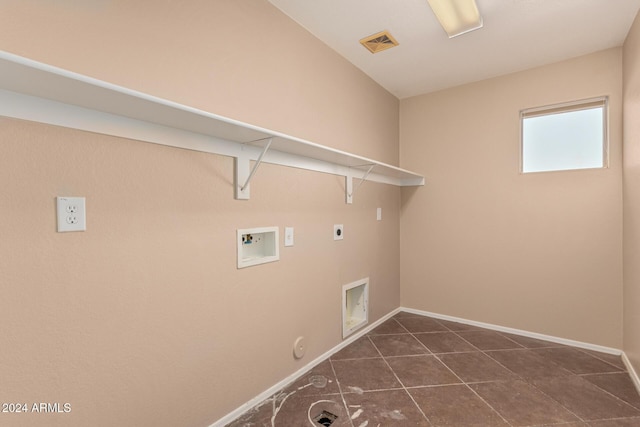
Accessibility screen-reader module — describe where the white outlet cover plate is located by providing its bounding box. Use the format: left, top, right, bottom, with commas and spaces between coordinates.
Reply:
334, 224, 344, 240
56, 196, 86, 232
284, 227, 294, 247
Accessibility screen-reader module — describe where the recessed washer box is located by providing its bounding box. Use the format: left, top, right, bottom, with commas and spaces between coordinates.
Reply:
237, 227, 279, 269
342, 278, 369, 338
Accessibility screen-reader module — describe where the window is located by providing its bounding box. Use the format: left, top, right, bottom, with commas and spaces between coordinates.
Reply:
520, 97, 608, 173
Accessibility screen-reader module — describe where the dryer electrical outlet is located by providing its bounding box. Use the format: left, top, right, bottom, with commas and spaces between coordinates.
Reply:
334, 224, 344, 240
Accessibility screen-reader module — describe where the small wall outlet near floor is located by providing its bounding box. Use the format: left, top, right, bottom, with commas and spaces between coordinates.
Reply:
56, 196, 86, 232
334, 224, 344, 240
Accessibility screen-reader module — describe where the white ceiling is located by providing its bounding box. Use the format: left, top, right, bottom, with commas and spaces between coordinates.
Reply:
267, 0, 640, 99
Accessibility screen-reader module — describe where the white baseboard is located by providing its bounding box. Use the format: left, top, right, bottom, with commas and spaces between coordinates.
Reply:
209, 307, 401, 427
402, 307, 640, 396
211, 306, 639, 427
400, 307, 622, 355
404, 307, 640, 393
622, 352, 640, 397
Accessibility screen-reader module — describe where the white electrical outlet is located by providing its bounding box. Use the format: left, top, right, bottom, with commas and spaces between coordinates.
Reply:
334, 224, 344, 240
56, 197, 86, 232
284, 227, 294, 247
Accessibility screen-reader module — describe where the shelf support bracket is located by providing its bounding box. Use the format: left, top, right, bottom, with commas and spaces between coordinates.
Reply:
235, 138, 272, 200
345, 164, 375, 204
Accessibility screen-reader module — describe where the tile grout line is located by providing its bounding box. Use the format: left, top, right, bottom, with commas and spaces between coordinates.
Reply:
327, 357, 356, 427
575, 347, 628, 371
361, 314, 639, 425
395, 315, 517, 426
565, 348, 640, 415
228, 312, 640, 426
446, 329, 589, 425
576, 370, 640, 412
575, 373, 640, 414
485, 338, 640, 421
459, 332, 591, 425
365, 327, 434, 425
408, 320, 633, 425
417, 320, 516, 427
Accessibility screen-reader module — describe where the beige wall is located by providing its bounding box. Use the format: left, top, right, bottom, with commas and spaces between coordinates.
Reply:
400, 48, 624, 348
0, 1, 400, 426
0, 0, 399, 165
624, 11, 640, 376
2, 1, 637, 425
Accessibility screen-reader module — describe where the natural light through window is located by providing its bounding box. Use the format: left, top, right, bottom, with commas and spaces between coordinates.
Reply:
521, 97, 608, 173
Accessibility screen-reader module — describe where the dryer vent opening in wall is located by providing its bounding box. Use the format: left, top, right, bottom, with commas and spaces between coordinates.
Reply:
342, 278, 369, 338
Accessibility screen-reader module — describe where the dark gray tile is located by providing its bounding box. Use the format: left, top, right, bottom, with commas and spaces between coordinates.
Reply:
414, 331, 478, 354
436, 318, 484, 331
438, 351, 518, 383
486, 349, 574, 380
533, 376, 640, 421
396, 316, 449, 332
588, 418, 640, 426
499, 332, 564, 348
471, 380, 580, 426
456, 330, 524, 350
331, 358, 401, 392
369, 333, 429, 357
343, 389, 430, 426
226, 397, 273, 427
227, 313, 640, 426
582, 373, 640, 410
580, 349, 627, 370
536, 423, 589, 427
331, 337, 380, 360
367, 319, 409, 335
393, 311, 425, 318
534, 347, 625, 374
410, 384, 508, 426
386, 355, 461, 387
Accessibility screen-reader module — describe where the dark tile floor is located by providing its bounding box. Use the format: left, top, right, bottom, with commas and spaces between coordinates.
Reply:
227, 312, 640, 426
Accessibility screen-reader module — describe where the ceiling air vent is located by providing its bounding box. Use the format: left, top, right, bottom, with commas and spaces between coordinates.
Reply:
359, 30, 399, 54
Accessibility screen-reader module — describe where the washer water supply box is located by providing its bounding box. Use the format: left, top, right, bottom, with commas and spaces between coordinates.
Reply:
237, 227, 279, 269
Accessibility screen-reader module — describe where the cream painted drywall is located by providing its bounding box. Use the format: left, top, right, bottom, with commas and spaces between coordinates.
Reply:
623, 11, 640, 377
0, 1, 400, 426
400, 48, 623, 348
0, 0, 399, 165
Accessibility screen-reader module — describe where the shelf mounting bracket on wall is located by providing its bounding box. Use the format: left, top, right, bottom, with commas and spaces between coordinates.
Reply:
235, 137, 272, 200
346, 164, 375, 204
0, 51, 425, 205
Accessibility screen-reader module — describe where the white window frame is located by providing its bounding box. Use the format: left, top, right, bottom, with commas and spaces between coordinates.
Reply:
520, 96, 609, 174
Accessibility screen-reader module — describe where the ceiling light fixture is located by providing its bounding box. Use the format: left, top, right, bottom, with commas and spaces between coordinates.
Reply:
427, 0, 483, 38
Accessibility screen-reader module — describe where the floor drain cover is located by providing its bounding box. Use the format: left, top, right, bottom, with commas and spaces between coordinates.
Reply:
314, 410, 337, 426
